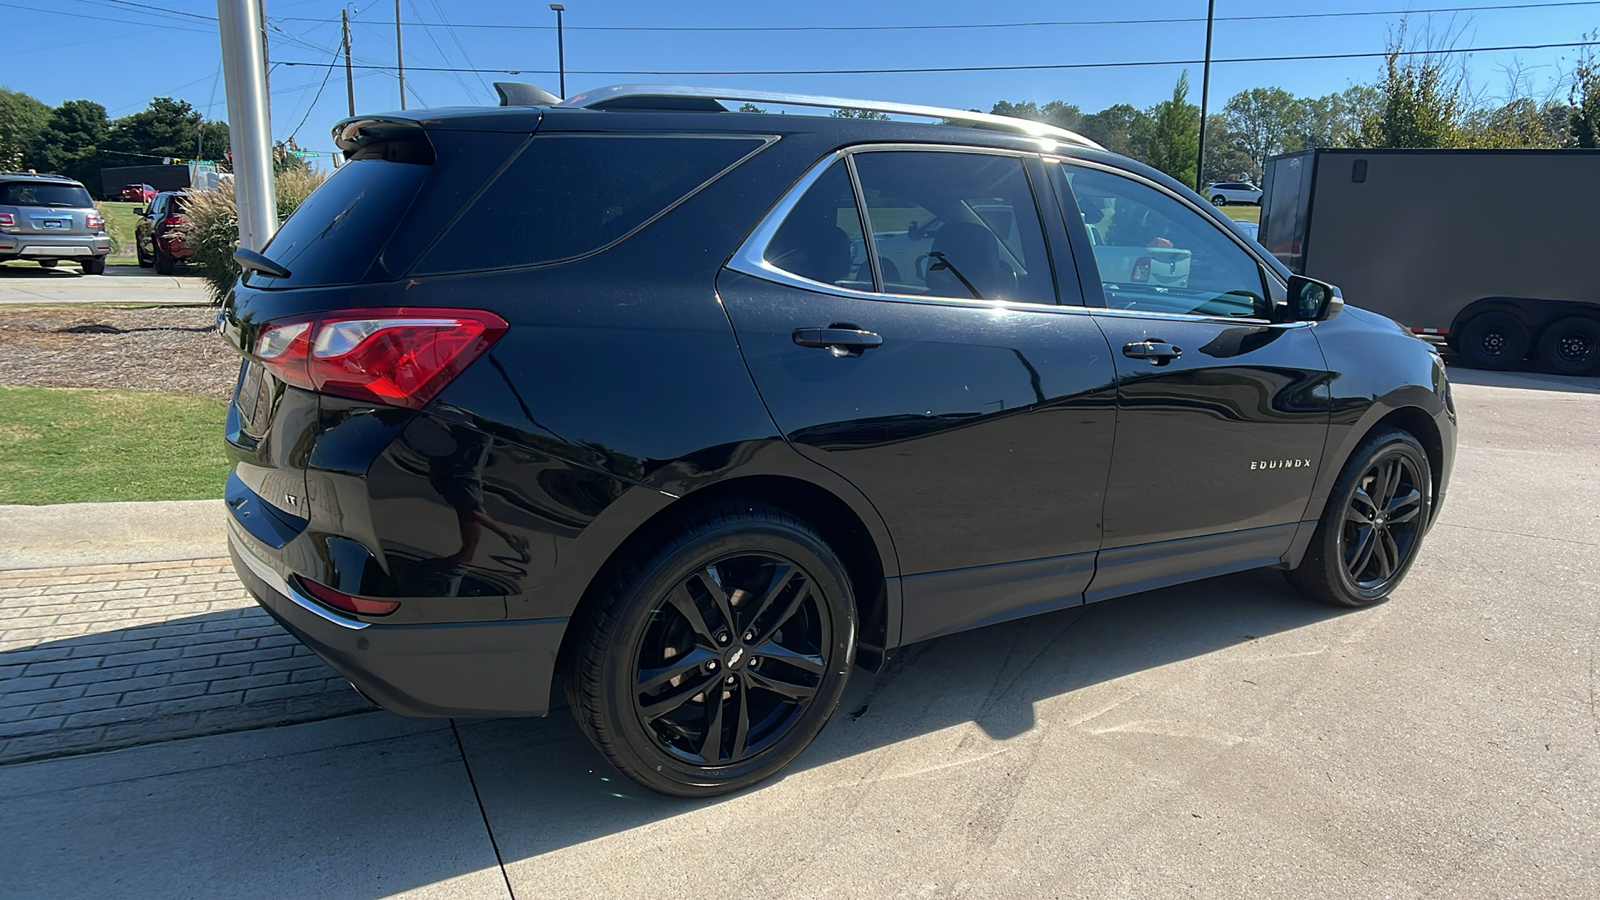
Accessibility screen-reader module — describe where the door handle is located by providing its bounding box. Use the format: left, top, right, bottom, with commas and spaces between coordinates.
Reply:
1122, 340, 1182, 365
793, 326, 883, 357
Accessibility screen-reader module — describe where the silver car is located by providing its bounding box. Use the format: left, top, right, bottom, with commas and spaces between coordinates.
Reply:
1204, 180, 1263, 207
0, 173, 112, 274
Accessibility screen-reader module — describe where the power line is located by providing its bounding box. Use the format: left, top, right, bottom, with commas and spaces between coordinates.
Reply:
3, 1, 213, 34
288, 1, 1600, 32
275, 39, 1600, 78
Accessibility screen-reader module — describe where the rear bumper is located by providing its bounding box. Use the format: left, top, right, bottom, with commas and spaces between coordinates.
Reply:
0, 234, 111, 258
228, 520, 565, 717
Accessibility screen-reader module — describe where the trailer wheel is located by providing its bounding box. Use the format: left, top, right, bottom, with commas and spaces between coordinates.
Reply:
1456, 311, 1529, 370
1535, 316, 1600, 376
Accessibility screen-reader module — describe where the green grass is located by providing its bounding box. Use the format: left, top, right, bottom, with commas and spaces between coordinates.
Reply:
0, 386, 229, 504
100, 200, 143, 247
1220, 205, 1261, 223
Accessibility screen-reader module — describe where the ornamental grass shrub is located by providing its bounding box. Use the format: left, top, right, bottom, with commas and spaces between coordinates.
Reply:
179, 167, 326, 304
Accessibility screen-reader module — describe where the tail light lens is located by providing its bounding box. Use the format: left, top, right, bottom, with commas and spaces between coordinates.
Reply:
86, 212, 105, 230
0, 213, 15, 226
1130, 256, 1152, 283
252, 308, 508, 409
296, 577, 400, 616
162, 215, 184, 227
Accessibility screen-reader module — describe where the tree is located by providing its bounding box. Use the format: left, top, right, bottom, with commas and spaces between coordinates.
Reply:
1223, 87, 1306, 181
737, 102, 767, 113
1572, 36, 1600, 147
1201, 114, 1253, 183
1357, 25, 1466, 148
990, 100, 1041, 120
1040, 100, 1083, 132
1297, 85, 1376, 149
1077, 104, 1152, 159
0, 87, 49, 171
106, 97, 228, 164
830, 108, 890, 120
1142, 71, 1199, 186
30, 100, 110, 193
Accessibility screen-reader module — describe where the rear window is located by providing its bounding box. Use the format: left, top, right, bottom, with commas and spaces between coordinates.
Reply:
1, 182, 92, 208
413, 134, 767, 275
246, 158, 430, 289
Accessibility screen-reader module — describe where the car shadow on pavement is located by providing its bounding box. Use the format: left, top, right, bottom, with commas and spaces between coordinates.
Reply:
1, 567, 1356, 898
450, 567, 1355, 867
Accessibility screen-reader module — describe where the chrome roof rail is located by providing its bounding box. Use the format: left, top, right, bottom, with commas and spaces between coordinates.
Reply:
554, 84, 1104, 150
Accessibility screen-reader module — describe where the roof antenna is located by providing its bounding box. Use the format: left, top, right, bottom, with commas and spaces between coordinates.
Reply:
494, 82, 562, 107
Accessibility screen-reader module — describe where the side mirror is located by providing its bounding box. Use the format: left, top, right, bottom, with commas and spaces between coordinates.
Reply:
1287, 274, 1343, 321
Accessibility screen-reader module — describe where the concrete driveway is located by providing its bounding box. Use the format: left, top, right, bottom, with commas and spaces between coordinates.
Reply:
1, 370, 1596, 898
0, 264, 210, 305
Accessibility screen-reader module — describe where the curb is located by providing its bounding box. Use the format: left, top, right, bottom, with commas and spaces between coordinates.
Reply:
0, 500, 226, 569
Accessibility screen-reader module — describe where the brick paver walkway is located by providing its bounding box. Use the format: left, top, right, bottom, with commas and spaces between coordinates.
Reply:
0, 558, 372, 764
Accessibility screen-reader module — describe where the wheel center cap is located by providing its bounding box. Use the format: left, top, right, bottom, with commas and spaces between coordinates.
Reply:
725, 646, 745, 669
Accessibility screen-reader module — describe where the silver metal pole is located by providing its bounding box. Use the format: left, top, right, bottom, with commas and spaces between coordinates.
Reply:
217, 0, 277, 251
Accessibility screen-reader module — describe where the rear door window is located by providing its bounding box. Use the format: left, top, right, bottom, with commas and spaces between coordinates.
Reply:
762, 161, 869, 290
852, 151, 1056, 305
414, 134, 768, 275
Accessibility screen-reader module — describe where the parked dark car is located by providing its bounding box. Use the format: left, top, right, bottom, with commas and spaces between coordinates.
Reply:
0, 172, 111, 273
120, 183, 157, 203
222, 86, 1456, 797
134, 191, 190, 274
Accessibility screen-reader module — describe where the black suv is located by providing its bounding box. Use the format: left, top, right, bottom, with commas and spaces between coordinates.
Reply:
222, 86, 1456, 796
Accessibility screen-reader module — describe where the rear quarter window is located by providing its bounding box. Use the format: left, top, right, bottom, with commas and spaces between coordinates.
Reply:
413, 134, 769, 275
246, 157, 430, 289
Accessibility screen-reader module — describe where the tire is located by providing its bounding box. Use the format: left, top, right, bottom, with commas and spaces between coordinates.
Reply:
38, 259, 57, 268
1286, 428, 1432, 607
81, 257, 106, 275
136, 241, 152, 268
1456, 311, 1529, 370
1211, 195, 1227, 206
568, 502, 857, 797
154, 249, 174, 275
1535, 315, 1600, 376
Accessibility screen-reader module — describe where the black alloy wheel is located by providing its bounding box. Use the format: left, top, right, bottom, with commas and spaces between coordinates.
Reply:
1536, 316, 1600, 376
569, 503, 856, 797
1286, 428, 1432, 607
633, 552, 828, 767
1340, 452, 1425, 592
1457, 311, 1529, 370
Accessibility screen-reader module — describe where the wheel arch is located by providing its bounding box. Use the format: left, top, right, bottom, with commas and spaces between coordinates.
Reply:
1288, 391, 1453, 569
554, 472, 901, 689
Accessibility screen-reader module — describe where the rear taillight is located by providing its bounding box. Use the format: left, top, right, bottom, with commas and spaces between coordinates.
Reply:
297, 577, 400, 616
252, 308, 507, 409
162, 215, 184, 227
1130, 256, 1152, 283
86, 212, 105, 230
0, 213, 14, 226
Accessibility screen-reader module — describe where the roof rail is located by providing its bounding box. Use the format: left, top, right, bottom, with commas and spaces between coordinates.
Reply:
554, 84, 1104, 150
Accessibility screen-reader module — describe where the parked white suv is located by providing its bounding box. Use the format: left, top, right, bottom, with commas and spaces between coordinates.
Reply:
1205, 181, 1262, 206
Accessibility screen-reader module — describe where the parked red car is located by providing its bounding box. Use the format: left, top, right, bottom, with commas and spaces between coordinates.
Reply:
134, 192, 189, 274
120, 183, 156, 203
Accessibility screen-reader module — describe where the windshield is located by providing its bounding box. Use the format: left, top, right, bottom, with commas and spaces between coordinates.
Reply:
0, 182, 93, 208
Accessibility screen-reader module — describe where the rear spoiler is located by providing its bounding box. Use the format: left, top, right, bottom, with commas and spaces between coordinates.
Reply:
330, 118, 436, 163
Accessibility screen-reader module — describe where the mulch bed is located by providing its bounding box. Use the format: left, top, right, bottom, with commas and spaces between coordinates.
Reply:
0, 306, 239, 400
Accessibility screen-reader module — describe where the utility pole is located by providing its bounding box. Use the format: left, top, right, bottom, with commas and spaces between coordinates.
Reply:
550, 4, 565, 98
342, 7, 355, 116
394, 0, 406, 109
217, 0, 277, 251
1195, 0, 1216, 192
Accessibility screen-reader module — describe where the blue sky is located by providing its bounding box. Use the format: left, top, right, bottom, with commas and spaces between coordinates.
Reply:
6, 0, 1598, 163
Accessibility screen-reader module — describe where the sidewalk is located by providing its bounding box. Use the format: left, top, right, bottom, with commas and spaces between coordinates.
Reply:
0, 502, 371, 763
0, 266, 210, 305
